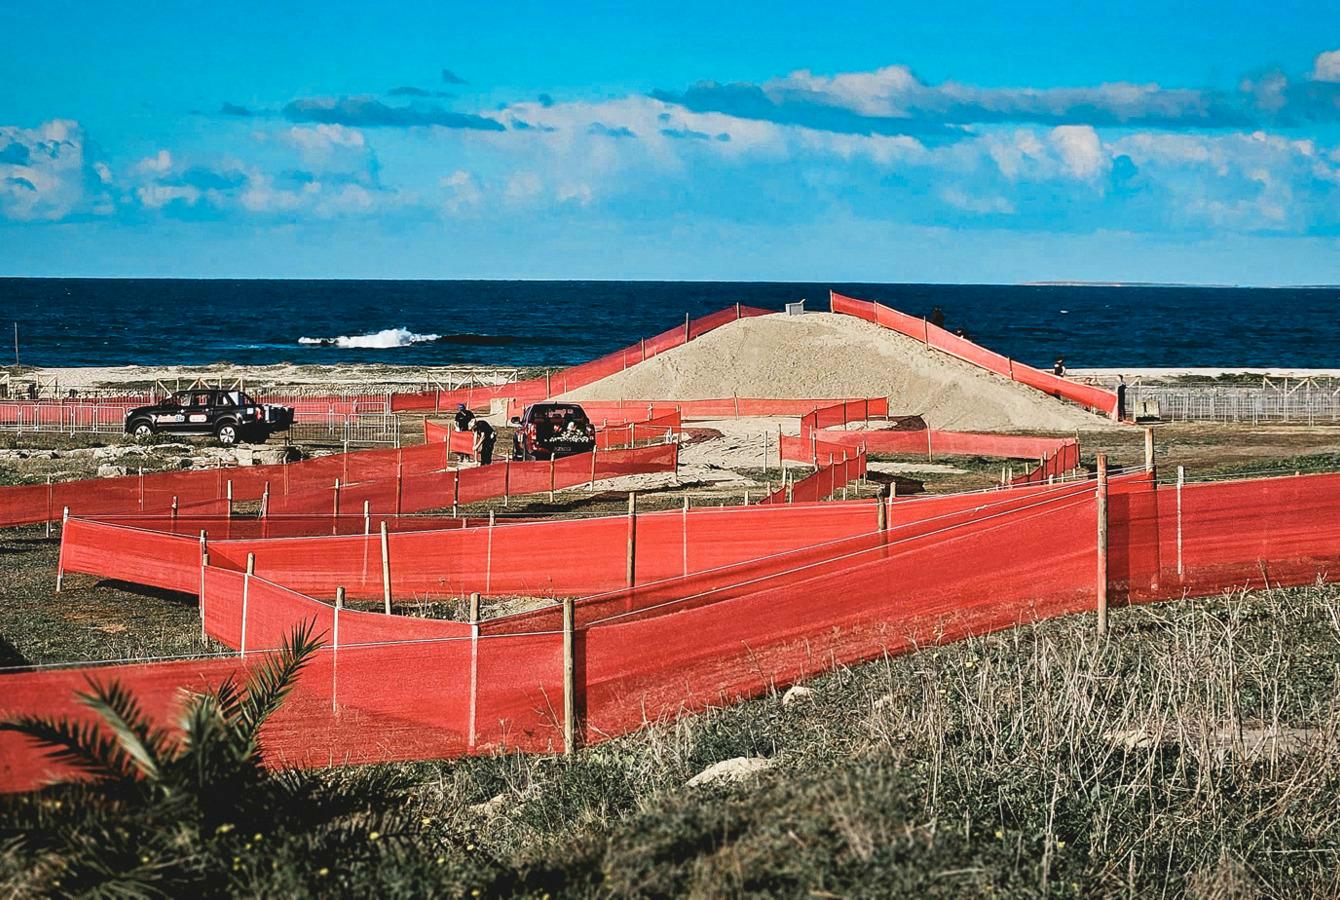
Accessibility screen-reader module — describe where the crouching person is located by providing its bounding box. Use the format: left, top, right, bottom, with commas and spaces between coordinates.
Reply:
472, 418, 497, 465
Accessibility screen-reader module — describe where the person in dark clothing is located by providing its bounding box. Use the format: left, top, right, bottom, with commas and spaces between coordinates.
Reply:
1053, 358, 1066, 377
472, 418, 496, 465
453, 403, 475, 433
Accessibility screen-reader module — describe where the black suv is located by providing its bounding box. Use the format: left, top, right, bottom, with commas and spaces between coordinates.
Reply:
125, 389, 294, 446
510, 402, 595, 460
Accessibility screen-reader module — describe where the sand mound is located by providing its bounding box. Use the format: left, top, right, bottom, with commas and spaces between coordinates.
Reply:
563, 313, 1115, 432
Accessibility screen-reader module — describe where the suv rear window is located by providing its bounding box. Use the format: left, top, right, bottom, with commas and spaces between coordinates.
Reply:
532, 406, 588, 424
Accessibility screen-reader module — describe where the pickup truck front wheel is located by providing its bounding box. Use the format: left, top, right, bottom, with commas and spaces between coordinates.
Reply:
216, 422, 240, 446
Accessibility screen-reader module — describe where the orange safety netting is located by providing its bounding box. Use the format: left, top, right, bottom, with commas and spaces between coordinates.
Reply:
10, 470, 1340, 790
761, 450, 868, 504
0, 438, 675, 527
788, 401, 1082, 485
830, 291, 1120, 417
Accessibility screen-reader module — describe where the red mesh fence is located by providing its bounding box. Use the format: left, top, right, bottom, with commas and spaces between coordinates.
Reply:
1009, 439, 1082, 485
830, 291, 1120, 417
423, 420, 477, 459
787, 405, 1081, 483
761, 451, 867, 504
3, 439, 675, 528
12, 471, 1340, 789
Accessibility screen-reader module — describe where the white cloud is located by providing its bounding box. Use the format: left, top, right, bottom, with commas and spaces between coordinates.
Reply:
284, 124, 365, 156
987, 129, 1049, 180
135, 184, 200, 209
940, 187, 1015, 215
504, 171, 543, 204
441, 169, 482, 213
1050, 125, 1108, 180
1311, 49, 1340, 82
0, 119, 105, 221
136, 149, 172, 174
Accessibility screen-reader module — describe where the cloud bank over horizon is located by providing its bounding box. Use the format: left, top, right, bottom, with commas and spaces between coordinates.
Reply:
4, 43, 1340, 282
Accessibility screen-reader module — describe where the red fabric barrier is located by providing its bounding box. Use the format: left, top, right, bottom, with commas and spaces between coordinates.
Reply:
424, 420, 478, 459
830, 291, 1119, 417
761, 450, 867, 504
787, 405, 1081, 484
14, 470, 1340, 792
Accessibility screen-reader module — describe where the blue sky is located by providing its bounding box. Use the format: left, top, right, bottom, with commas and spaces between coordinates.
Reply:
3, 1, 1339, 283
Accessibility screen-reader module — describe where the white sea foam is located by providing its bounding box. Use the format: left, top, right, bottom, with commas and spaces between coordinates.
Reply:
298, 328, 441, 349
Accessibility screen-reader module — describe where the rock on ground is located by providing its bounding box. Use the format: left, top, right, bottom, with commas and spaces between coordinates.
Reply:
781, 685, 815, 707
686, 756, 775, 787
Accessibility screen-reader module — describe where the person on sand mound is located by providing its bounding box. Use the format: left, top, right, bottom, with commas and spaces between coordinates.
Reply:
472, 418, 497, 465
1053, 357, 1066, 377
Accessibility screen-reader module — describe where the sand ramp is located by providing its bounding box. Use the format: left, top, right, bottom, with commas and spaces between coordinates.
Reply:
562, 312, 1114, 432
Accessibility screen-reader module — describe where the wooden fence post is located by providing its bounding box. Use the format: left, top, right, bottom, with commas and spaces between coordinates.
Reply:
549, 456, 556, 503
503, 455, 511, 507
54, 506, 69, 592
589, 445, 597, 489
469, 591, 481, 624
452, 469, 460, 517
1096, 453, 1109, 635
562, 595, 576, 756
1176, 465, 1185, 577
332, 478, 341, 528
363, 499, 371, 535
240, 552, 255, 658
626, 492, 638, 587
333, 586, 344, 713
684, 312, 690, 343
1144, 427, 1155, 478
170, 495, 179, 524
380, 521, 392, 614
199, 547, 209, 641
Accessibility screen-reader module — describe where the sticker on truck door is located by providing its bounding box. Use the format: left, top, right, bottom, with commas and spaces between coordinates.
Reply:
189, 414, 207, 423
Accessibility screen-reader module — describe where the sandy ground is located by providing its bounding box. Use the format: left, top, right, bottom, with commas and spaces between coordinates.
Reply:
561, 313, 1117, 433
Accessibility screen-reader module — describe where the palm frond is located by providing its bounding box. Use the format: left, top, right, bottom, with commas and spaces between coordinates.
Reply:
210, 675, 244, 725
77, 678, 170, 782
237, 620, 323, 753
0, 715, 133, 782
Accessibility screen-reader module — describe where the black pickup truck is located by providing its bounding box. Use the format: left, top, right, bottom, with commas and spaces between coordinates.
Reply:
124, 389, 294, 446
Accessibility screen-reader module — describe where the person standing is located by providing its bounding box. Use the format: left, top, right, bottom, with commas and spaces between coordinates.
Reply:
1053, 357, 1066, 377
472, 418, 497, 465
453, 403, 475, 432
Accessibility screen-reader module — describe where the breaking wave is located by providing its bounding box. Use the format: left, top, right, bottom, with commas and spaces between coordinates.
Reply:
299, 328, 439, 349
299, 328, 523, 349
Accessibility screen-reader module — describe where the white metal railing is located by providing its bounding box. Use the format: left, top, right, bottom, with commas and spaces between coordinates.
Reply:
1130, 383, 1340, 424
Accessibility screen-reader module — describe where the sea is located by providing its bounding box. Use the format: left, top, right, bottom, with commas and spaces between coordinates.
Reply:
3, 279, 1339, 370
